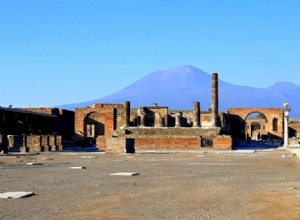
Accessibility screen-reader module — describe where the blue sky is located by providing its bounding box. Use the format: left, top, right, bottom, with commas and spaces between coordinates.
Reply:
1, 0, 299, 107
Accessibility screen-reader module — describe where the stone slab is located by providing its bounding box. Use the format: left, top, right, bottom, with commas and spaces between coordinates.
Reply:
0, 191, 34, 199
26, 162, 43, 166
80, 156, 96, 159
110, 172, 139, 176
69, 167, 86, 169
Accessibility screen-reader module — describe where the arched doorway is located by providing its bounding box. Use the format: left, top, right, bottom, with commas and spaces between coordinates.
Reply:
245, 112, 267, 141
84, 112, 105, 146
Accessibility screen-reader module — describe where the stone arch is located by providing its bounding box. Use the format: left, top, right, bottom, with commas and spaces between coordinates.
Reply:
228, 108, 284, 140
84, 111, 105, 138
245, 112, 267, 140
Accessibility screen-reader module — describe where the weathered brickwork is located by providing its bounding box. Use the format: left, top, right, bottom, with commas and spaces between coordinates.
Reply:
134, 137, 201, 150
228, 108, 284, 140
73, 73, 287, 153
4, 135, 62, 153
289, 119, 300, 138
127, 127, 220, 137
105, 137, 126, 154
96, 136, 106, 150
213, 135, 233, 150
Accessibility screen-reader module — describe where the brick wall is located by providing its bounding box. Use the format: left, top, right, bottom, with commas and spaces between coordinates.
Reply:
127, 127, 220, 137
134, 137, 201, 150
5, 135, 62, 153
96, 136, 106, 150
105, 137, 126, 154
228, 108, 284, 139
213, 135, 232, 150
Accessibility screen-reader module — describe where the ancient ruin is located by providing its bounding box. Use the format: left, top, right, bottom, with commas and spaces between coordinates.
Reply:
1, 73, 299, 154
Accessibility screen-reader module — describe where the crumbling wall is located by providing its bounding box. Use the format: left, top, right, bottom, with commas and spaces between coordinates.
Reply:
134, 137, 201, 150
127, 127, 220, 137
5, 135, 62, 153
289, 119, 300, 138
105, 137, 126, 154
228, 108, 284, 139
213, 135, 233, 150
96, 136, 106, 151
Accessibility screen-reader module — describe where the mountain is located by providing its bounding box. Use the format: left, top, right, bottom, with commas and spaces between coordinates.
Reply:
59, 65, 300, 118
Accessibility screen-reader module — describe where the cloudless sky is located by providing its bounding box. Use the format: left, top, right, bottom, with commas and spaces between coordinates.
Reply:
1, 0, 300, 107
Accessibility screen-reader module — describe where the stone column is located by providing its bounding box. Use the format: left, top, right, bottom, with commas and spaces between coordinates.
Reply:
124, 101, 131, 128
283, 103, 291, 147
140, 113, 145, 127
211, 73, 219, 127
175, 112, 182, 128
193, 102, 201, 127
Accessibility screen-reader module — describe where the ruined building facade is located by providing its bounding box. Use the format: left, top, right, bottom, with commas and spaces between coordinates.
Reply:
74, 72, 289, 153
1, 73, 291, 154
74, 73, 232, 153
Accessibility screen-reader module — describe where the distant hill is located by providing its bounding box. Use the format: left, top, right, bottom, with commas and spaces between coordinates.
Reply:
59, 65, 300, 118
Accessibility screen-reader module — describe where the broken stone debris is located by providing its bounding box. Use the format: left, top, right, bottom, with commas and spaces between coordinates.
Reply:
0, 191, 34, 199
110, 172, 139, 176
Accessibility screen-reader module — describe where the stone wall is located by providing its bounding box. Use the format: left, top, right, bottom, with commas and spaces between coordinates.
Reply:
213, 135, 233, 150
289, 119, 300, 138
134, 137, 201, 150
75, 108, 116, 140
96, 136, 106, 151
127, 127, 220, 137
105, 137, 126, 154
4, 135, 62, 153
228, 108, 284, 139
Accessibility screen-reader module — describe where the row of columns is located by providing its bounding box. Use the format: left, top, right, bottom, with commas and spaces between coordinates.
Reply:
123, 72, 219, 128
124, 101, 202, 128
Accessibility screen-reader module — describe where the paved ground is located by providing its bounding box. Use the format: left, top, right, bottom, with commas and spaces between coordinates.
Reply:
1, 149, 300, 220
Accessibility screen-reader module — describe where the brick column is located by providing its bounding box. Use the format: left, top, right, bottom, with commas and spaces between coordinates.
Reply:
124, 101, 130, 128
175, 112, 182, 127
211, 73, 219, 127
193, 102, 201, 127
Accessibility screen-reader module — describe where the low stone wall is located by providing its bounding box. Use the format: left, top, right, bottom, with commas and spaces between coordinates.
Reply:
134, 137, 201, 150
4, 135, 63, 153
96, 136, 106, 151
289, 137, 299, 146
127, 127, 220, 137
105, 137, 126, 154
213, 136, 233, 150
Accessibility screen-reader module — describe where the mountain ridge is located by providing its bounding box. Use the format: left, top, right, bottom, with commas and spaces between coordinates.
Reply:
58, 65, 300, 118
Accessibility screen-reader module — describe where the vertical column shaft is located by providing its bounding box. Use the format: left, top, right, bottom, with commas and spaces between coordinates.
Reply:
193, 102, 201, 127
175, 112, 182, 127
211, 73, 219, 127
284, 111, 289, 147
124, 101, 130, 128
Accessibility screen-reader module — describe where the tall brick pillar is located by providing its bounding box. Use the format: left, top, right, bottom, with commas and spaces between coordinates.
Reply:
124, 101, 131, 128
211, 73, 219, 127
175, 112, 182, 128
193, 102, 201, 127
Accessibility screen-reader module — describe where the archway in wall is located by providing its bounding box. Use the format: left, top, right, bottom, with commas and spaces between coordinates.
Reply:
84, 112, 105, 146
245, 112, 267, 141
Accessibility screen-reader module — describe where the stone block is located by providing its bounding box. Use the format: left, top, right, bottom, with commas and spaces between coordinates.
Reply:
0, 192, 34, 199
